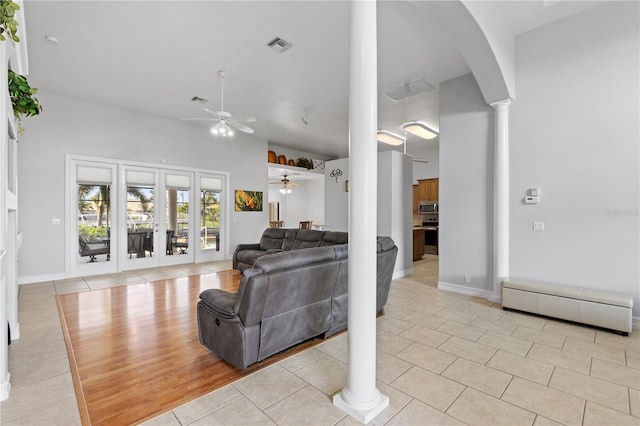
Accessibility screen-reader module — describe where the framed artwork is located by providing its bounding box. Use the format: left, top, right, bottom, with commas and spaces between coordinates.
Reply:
234, 190, 263, 211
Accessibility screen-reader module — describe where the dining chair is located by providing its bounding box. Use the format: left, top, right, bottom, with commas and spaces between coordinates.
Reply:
299, 221, 312, 229
127, 231, 146, 258
270, 221, 284, 228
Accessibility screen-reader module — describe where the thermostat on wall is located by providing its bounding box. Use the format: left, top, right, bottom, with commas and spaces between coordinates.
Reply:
525, 196, 539, 204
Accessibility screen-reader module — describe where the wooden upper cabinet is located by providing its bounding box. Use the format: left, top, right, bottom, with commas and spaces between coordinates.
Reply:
413, 185, 418, 214
417, 178, 439, 201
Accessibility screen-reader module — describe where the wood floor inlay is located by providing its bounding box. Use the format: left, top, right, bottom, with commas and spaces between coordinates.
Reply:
56, 270, 323, 425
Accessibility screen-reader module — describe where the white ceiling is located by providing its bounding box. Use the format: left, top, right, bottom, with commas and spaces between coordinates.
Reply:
23, 1, 606, 158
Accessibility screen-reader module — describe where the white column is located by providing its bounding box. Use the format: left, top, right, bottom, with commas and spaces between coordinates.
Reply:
491, 100, 511, 301
333, 1, 389, 423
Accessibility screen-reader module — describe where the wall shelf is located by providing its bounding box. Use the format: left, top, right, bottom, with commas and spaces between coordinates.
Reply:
267, 163, 324, 179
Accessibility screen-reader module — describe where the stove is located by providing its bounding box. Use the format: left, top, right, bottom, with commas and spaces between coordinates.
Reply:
422, 217, 439, 227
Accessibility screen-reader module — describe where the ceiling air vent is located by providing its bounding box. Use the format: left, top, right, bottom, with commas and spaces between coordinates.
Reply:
384, 79, 436, 101
267, 37, 293, 53
191, 96, 208, 104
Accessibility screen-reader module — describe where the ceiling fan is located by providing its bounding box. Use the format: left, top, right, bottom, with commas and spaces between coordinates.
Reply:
269, 174, 300, 194
182, 70, 256, 136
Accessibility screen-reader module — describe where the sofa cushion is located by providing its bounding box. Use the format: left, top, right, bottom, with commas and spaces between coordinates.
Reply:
236, 249, 268, 267
290, 229, 324, 250
259, 228, 287, 250
281, 229, 300, 250
321, 231, 348, 246
254, 246, 337, 273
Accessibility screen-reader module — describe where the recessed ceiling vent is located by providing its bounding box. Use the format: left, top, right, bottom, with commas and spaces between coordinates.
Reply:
267, 37, 293, 53
191, 96, 208, 104
384, 79, 435, 101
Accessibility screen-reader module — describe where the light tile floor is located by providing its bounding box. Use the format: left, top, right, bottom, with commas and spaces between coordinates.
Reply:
2, 256, 639, 426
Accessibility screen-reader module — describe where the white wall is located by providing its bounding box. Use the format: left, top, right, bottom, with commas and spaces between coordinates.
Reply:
438, 2, 640, 317
410, 144, 439, 183
324, 153, 413, 277
18, 91, 268, 281
324, 158, 350, 232
377, 151, 413, 276
510, 1, 640, 316
268, 176, 324, 227
438, 73, 494, 293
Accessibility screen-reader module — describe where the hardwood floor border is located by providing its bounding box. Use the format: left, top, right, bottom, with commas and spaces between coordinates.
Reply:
56, 296, 91, 426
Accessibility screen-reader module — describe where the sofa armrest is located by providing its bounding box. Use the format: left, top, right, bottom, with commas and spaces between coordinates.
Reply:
199, 289, 238, 320
233, 243, 261, 269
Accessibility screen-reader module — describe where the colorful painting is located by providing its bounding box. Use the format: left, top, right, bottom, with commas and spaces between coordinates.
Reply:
234, 190, 263, 212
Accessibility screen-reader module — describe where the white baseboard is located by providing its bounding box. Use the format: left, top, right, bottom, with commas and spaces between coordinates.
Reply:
9, 323, 19, 340
633, 316, 640, 329
18, 272, 66, 285
438, 281, 495, 300
0, 373, 11, 401
393, 267, 413, 280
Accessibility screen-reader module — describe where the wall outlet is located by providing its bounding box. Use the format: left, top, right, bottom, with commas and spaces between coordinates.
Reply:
464, 275, 471, 284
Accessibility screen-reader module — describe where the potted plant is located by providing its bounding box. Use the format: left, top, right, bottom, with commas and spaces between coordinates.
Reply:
296, 157, 313, 170
8, 69, 42, 133
0, 0, 21, 42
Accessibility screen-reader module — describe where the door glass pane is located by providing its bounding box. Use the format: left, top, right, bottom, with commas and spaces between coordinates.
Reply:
126, 185, 154, 259
77, 184, 111, 263
200, 190, 220, 251
166, 188, 189, 255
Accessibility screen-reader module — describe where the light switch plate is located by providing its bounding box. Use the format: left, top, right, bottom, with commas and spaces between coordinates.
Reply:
533, 221, 544, 231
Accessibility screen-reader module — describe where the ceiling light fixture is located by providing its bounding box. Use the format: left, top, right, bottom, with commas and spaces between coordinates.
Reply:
402, 122, 438, 140
377, 130, 404, 146
211, 122, 234, 137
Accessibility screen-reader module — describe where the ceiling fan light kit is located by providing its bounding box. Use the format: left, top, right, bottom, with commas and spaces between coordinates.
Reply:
270, 174, 299, 195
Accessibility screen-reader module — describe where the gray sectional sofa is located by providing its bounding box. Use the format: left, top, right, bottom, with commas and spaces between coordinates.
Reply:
198, 230, 397, 368
232, 228, 349, 272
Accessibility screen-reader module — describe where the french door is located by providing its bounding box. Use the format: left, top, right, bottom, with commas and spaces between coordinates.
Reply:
121, 167, 196, 270
70, 157, 226, 277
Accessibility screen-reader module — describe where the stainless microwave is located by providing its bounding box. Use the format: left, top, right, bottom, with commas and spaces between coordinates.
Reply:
419, 201, 438, 214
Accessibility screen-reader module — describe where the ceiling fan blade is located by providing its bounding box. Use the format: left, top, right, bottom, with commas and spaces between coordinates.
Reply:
230, 115, 256, 123
230, 122, 254, 134
181, 117, 216, 121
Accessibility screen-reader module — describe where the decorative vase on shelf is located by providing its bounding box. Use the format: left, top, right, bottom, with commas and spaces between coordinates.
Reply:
267, 150, 277, 163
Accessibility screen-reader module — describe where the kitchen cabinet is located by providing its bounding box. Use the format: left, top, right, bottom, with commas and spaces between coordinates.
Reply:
413, 228, 425, 261
412, 185, 418, 214
418, 178, 439, 201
